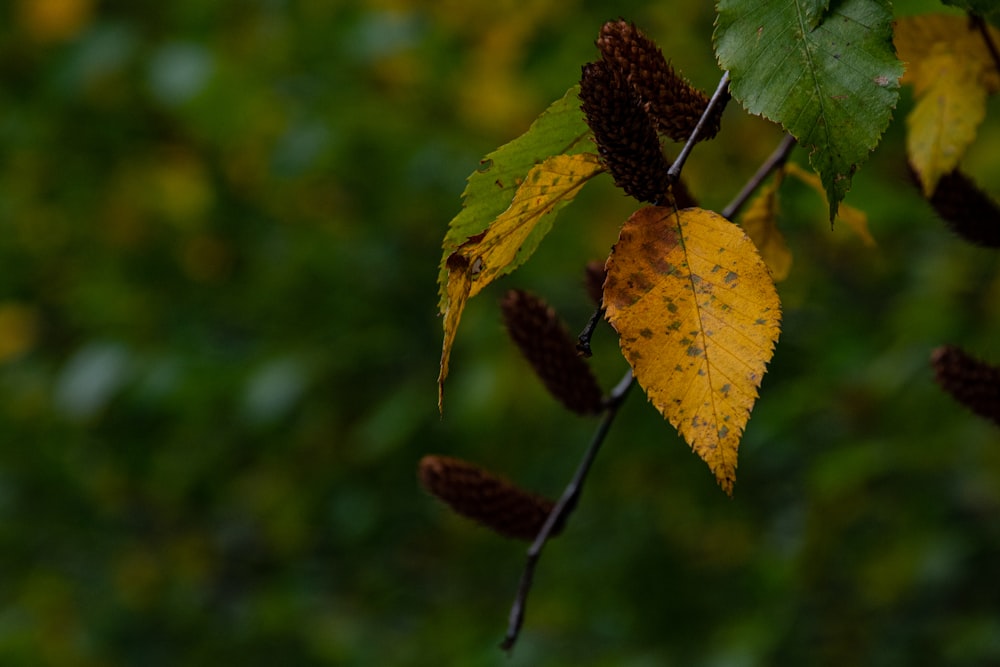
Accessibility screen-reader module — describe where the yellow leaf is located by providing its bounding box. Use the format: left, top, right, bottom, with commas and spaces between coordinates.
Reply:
603, 207, 781, 495
895, 14, 999, 195
438, 152, 604, 410
895, 15, 1000, 93
906, 49, 986, 196
784, 163, 876, 246
739, 172, 792, 281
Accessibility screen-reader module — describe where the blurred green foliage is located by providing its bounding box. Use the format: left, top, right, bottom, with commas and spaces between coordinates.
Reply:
1, 0, 999, 665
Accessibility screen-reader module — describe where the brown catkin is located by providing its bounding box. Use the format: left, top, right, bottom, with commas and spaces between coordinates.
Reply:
926, 169, 1000, 248
596, 19, 722, 142
501, 289, 604, 415
931, 345, 1000, 427
580, 60, 671, 203
418, 455, 557, 541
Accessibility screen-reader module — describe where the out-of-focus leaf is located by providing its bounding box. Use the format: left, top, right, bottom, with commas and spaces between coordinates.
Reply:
896, 14, 1000, 93
785, 163, 876, 246
895, 14, 1000, 195
0, 303, 39, 363
18, 0, 94, 43
740, 172, 792, 281
603, 206, 781, 495
715, 0, 903, 220
438, 86, 594, 312
906, 51, 985, 196
438, 153, 604, 410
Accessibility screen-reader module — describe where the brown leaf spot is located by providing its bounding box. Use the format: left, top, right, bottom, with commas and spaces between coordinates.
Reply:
446, 252, 470, 271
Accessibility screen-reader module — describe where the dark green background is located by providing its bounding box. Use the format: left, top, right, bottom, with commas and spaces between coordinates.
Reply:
1, 1, 999, 664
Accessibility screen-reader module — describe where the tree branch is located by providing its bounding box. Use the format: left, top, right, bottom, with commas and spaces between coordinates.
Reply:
721, 133, 797, 220
667, 71, 731, 184
971, 14, 1000, 76
500, 369, 635, 652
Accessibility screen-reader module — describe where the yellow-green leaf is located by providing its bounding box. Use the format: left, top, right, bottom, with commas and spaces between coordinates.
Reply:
895, 14, 1000, 195
895, 14, 1000, 93
438, 86, 594, 313
603, 207, 782, 495
438, 152, 605, 410
740, 172, 792, 282
785, 163, 876, 246
906, 49, 986, 196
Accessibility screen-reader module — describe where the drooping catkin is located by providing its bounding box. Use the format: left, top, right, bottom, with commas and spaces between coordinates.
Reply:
501, 289, 604, 415
931, 345, 1000, 427
596, 19, 723, 142
580, 60, 671, 204
925, 169, 1000, 248
418, 455, 558, 541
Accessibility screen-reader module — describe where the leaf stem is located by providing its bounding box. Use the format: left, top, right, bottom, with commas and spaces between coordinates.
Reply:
500, 369, 634, 653
721, 133, 797, 220
576, 306, 605, 357
667, 71, 731, 184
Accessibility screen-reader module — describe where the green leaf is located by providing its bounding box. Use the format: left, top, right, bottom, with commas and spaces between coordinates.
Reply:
715, 0, 903, 220
802, 0, 833, 30
438, 154, 605, 410
437, 86, 593, 312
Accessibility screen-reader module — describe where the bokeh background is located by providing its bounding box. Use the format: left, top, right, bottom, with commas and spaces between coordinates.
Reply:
2, 0, 1000, 665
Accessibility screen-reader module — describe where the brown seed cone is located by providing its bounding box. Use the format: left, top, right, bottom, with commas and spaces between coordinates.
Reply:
925, 169, 1000, 249
596, 19, 722, 142
580, 60, 671, 203
418, 455, 558, 541
931, 345, 1000, 427
501, 289, 604, 415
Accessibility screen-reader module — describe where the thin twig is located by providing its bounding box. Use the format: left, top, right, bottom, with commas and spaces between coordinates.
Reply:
721, 133, 797, 220
972, 14, 1000, 76
576, 306, 605, 357
500, 369, 635, 652
667, 71, 731, 184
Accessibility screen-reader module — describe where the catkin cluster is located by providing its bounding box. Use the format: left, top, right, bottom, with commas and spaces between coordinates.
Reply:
579, 20, 722, 204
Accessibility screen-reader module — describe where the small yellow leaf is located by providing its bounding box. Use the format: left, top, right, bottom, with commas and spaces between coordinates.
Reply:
895, 14, 999, 195
785, 163, 876, 246
906, 49, 986, 196
895, 15, 1000, 93
438, 152, 604, 410
438, 254, 474, 411
739, 172, 792, 281
603, 207, 781, 494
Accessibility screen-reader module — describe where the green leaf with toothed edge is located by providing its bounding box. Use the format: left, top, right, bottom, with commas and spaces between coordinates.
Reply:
437, 85, 596, 313
714, 0, 903, 221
